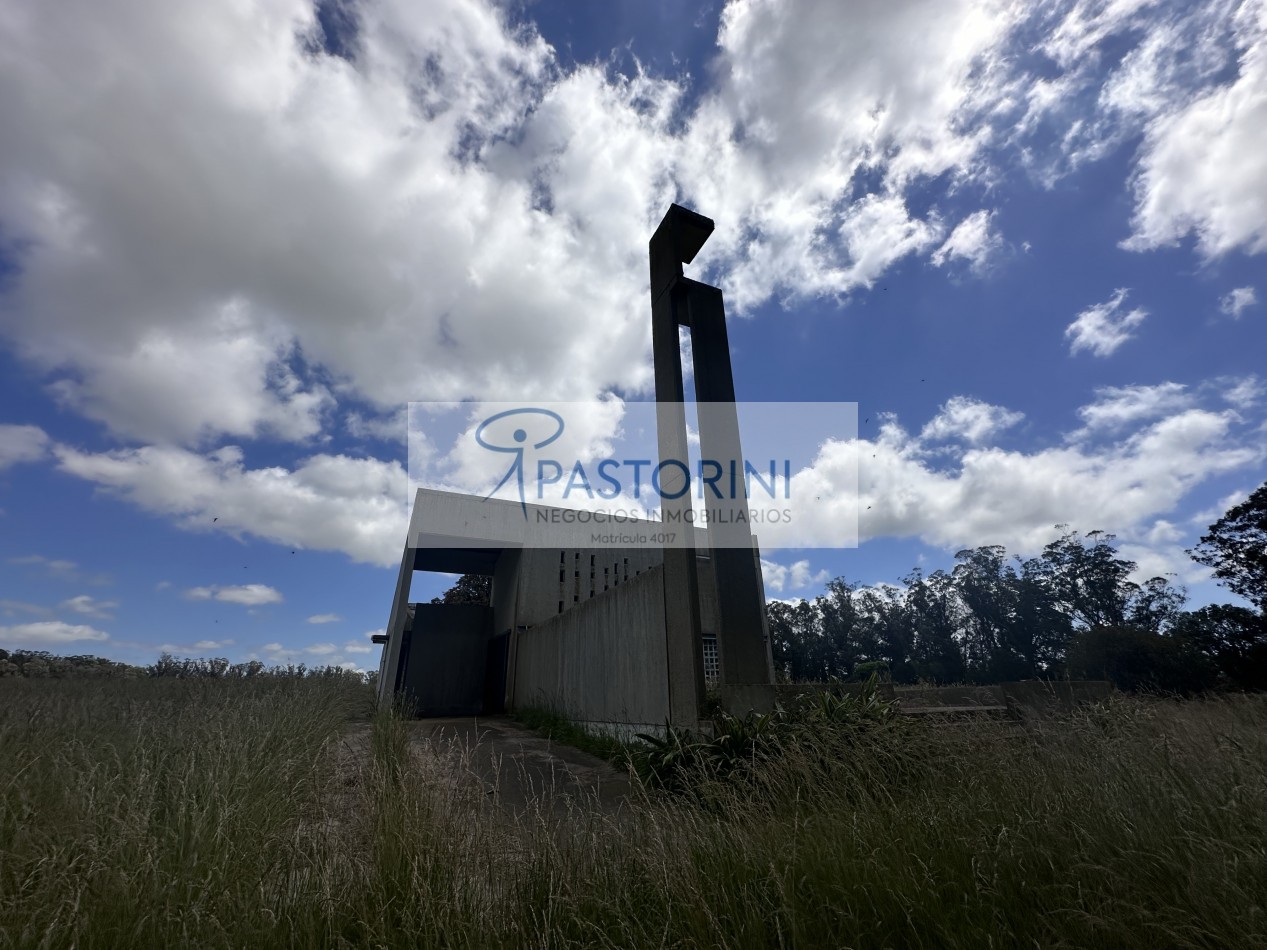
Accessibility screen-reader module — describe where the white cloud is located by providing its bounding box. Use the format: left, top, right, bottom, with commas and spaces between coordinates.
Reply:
306, 613, 342, 624
930, 210, 1002, 272
1074, 382, 1192, 434
0, 0, 660, 447
0, 0, 1262, 577
1123, 1, 1267, 257
771, 388, 1264, 559
0, 0, 1260, 459
1220, 286, 1258, 319
345, 407, 407, 444
1220, 374, 1264, 411
0, 0, 1037, 454
347, 630, 384, 655
836, 195, 944, 290
54, 443, 408, 567
921, 396, 1024, 445
0, 425, 49, 470
761, 558, 829, 594
192, 639, 234, 650
1066, 289, 1147, 357
184, 584, 283, 606
0, 621, 110, 644
45, 310, 335, 445
60, 594, 119, 619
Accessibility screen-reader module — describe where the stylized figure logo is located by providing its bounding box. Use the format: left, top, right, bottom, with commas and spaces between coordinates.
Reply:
475, 407, 565, 516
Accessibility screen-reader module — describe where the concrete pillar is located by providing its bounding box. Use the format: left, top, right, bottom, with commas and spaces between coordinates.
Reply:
648, 204, 773, 710
377, 544, 416, 708
650, 210, 707, 725
688, 285, 775, 685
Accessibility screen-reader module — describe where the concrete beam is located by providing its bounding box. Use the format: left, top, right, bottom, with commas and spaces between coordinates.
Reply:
649, 204, 773, 702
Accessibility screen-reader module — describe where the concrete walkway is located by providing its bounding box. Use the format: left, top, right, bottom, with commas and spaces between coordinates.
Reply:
406, 716, 633, 818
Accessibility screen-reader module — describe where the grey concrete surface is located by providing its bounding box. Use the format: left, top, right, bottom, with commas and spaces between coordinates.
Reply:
408, 716, 632, 818
512, 566, 671, 735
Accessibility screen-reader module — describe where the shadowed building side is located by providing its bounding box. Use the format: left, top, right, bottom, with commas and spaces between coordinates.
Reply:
376, 205, 775, 732
374, 488, 760, 733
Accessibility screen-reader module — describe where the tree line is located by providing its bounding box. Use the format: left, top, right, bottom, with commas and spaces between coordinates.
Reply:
7, 481, 1264, 695
769, 508, 1267, 694
0, 649, 372, 685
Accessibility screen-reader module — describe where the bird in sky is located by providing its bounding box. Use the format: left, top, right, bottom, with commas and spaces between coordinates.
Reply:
212, 517, 218, 523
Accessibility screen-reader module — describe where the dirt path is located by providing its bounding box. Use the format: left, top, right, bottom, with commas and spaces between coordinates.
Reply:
405, 716, 632, 818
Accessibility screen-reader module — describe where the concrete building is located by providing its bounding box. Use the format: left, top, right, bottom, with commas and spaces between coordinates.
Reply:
375, 487, 769, 734
375, 204, 777, 732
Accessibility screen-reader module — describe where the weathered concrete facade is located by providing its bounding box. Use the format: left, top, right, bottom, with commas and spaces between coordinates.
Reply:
649, 205, 775, 721
375, 488, 762, 731
511, 566, 671, 736
376, 204, 776, 731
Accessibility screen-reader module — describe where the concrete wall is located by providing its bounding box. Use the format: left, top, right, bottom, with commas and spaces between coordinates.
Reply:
515, 545, 663, 628
379, 485, 776, 715
510, 565, 670, 735
491, 547, 521, 636
400, 604, 493, 716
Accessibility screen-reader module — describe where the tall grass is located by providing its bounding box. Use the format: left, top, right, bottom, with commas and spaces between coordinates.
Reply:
2, 677, 1265, 948
0, 676, 370, 948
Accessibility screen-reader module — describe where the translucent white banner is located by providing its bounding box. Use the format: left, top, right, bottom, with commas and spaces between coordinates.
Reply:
406, 401, 858, 550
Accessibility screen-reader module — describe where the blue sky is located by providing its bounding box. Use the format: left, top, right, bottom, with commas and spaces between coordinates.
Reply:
1, 0, 1264, 670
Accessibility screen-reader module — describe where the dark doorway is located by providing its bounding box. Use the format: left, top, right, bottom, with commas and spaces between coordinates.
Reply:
399, 603, 496, 716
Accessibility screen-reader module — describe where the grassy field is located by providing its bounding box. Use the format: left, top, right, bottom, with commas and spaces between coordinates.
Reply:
2, 677, 1265, 948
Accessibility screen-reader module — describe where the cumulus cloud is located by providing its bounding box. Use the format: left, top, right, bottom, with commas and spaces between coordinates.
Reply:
1073, 382, 1193, 434
0, 425, 49, 470
1066, 289, 1147, 357
1220, 286, 1258, 319
0, 621, 110, 644
0, 0, 1145, 455
1220, 374, 1264, 410
761, 558, 829, 594
930, 211, 1002, 272
306, 613, 342, 624
53, 444, 408, 566
45, 310, 335, 445
921, 396, 1024, 445
0, 0, 1260, 460
184, 584, 283, 606
0, 0, 1263, 582
1123, 1, 1267, 256
766, 387, 1264, 563
0, 0, 660, 447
